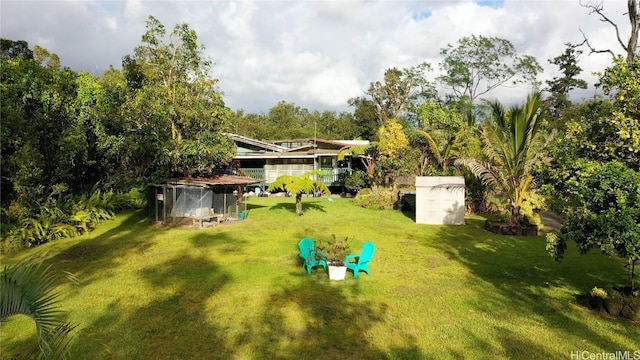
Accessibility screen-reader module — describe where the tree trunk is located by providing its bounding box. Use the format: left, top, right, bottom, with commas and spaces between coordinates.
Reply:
632, 261, 636, 291
296, 193, 303, 215
511, 204, 522, 225
627, 0, 639, 63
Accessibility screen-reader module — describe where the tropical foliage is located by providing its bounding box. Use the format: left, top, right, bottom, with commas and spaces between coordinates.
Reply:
338, 143, 380, 185
544, 58, 640, 288
2, 188, 145, 253
546, 161, 640, 280
1, 252, 78, 359
437, 35, 542, 104
1, 16, 233, 251
267, 170, 331, 215
413, 100, 481, 173
456, 92, 548, 224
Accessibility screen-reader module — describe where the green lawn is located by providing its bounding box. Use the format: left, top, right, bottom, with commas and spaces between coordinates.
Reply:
2, 197, 638, 359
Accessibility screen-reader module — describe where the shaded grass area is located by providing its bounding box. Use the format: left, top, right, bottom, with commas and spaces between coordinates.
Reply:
1, 197, 638, 359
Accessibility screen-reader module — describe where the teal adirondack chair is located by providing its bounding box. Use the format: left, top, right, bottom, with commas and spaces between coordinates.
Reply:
298, 238, 327, 275
345, 241, 375, 278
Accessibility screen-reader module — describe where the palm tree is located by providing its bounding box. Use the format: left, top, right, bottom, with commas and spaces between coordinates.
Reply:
415, 129, 457, 173
1, 252, 78, 359
267, 170, 331, 216
455, 91, 547, 224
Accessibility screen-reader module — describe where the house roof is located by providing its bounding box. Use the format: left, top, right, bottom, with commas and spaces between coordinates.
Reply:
167, 175, 264, 187
225, 133, 288, 152
272, 138, 348, 149
226, 133, 370, 159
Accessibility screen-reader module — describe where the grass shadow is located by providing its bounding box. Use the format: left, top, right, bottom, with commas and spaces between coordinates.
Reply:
46, 210, 157, 286
69, 252, 232, 359
429, 222, 640, 354
400, 209, 416, 222
235, 280, 424, 359
243, 202, 268, 211
188, 231, 248, 251
269, 201, 327, 214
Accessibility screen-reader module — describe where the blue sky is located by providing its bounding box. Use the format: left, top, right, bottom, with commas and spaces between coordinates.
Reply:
0, 0, 630, 112
477, 0, 505, 8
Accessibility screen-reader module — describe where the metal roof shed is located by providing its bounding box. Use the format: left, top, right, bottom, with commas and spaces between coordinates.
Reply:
149, 175, 263, 227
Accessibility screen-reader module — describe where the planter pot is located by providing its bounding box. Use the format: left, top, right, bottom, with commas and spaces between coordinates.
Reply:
328, 264, 347, 280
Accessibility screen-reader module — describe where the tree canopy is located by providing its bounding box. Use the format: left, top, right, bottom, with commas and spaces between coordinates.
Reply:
438, 35, 542, 105
267, 171, 331, 215
123, 16, 235, 179
544, 57, 640, 287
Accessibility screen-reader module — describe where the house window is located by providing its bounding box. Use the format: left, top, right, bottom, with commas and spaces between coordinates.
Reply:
320, 157, 333, 168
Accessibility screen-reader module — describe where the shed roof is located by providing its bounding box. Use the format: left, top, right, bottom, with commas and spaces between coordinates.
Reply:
167, 175, 264, 187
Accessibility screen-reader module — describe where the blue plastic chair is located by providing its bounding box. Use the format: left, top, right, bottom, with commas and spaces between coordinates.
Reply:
345, 241, 375, 278
298, 238, 327, 275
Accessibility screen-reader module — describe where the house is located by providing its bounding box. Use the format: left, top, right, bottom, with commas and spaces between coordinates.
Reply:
226, 133, 369, 188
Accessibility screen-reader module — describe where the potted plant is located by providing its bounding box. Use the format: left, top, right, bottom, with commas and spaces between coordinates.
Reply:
317, 234, 350, 280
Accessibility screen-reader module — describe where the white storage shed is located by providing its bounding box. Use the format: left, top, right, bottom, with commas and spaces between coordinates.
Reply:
415, 176, 465, 225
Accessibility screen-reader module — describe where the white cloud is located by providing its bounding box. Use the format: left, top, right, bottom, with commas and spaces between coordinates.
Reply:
0, 0, 634, 112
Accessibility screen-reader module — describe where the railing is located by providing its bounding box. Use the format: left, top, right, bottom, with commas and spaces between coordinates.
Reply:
240, 168, 265, 180
317, 168, 351, 186
240, 167, 352, 186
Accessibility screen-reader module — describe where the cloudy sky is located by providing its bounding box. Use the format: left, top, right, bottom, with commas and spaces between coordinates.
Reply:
0, 0, 632, 113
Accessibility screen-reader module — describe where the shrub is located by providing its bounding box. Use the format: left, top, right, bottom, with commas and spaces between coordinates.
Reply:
519, 190, 547, 226
0, 186, 142, 253
113, 186, 147, 211
344, 170, 369, 193
352, 186, 397, 210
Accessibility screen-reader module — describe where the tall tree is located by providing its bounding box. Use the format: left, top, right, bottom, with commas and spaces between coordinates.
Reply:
347, 96, 378, 141
376, 119, 414, 186
545, 43, 588, 120
544, 56, 640, 289
0, 39, 33, 59
265, 101, 306, 139
366, 62, 435, 126
580, 0, 639, 63
123, 16, 234, 179
438, 35, 542, 105
0, 42, 81, 208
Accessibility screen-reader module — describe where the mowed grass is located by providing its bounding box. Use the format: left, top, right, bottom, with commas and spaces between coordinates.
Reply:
1, 197, 638, 359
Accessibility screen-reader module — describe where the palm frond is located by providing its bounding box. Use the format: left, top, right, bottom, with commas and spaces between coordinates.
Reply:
0, 252, 78, 358
454, 158, 502, 188
415, 129, 443, 165
267, 170, 330, 196
338, 145, 366, 160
